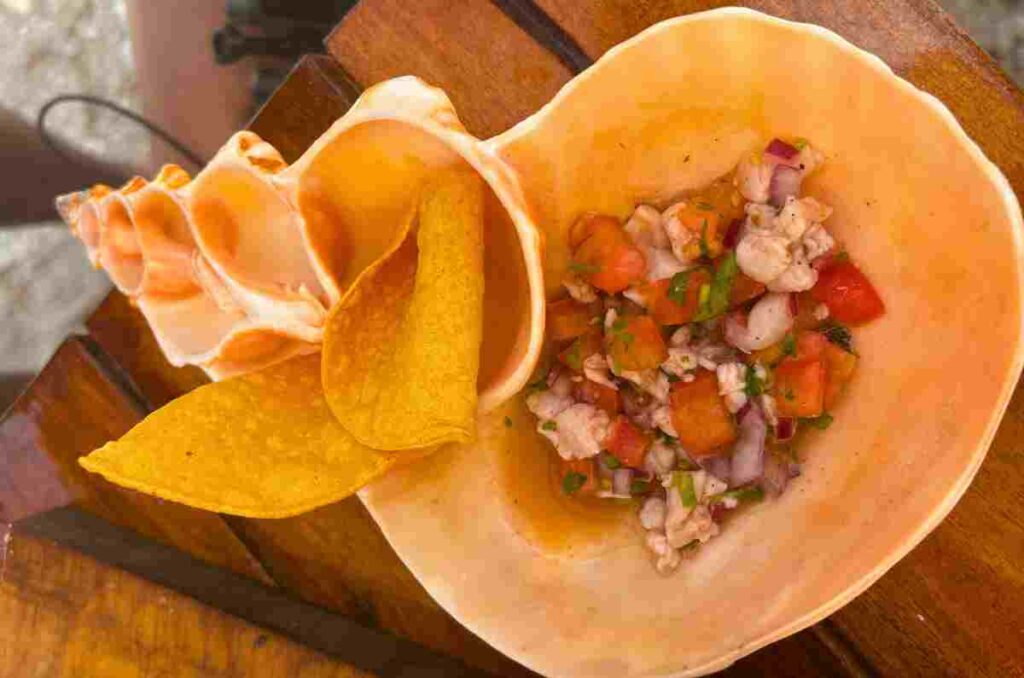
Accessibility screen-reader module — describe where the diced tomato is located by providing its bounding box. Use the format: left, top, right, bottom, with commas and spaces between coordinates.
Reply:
793, 331, 827, 361
568, 213, 618, 249
606, 314, 668, 371
773, 359, 825, 418
669, 371, 737, 457
729, 271, 766, 308
604, 416, 650, 468
559, 458, 597, 496
822, 342, 858, 409
642, 268, 712, 325
791, 291, 822, 330
571, 216, 647, 293
547, 298, 596, 342
557, 328, 603, 372
574, 378, 621, 415
811, 260, 885, 325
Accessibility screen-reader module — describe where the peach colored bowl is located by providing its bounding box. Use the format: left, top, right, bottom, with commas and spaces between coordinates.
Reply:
360, 8, 1024, 676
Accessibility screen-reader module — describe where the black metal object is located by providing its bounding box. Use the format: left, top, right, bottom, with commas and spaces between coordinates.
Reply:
212, 0, 359, 64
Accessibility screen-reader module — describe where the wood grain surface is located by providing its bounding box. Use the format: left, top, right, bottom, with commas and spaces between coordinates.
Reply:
0, 533, 370, 678
0, 337, 271, 584
2, 1, 1021, 676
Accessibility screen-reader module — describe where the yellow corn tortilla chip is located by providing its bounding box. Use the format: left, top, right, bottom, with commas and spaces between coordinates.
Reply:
79, 354, 395, 518
322, 168, 485, 450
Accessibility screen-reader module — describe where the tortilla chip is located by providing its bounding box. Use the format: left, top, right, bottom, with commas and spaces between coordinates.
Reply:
322, 168, 485, 450
79, 354, 395, 518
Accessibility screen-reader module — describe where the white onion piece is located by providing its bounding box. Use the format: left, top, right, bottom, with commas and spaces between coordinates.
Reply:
769, 165, 802, 207
724, 293, 794, 352
730, 406, 767, 486
612, 468, 634, 497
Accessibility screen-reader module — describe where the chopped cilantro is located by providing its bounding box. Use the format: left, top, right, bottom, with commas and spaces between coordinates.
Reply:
783, 388, 796, 401
526, 374, 549, 393
833, 251, 851, 263
568, 260, 600, 274
562, 471, 588, 495
695, 201, 715, 211
801, 412, 834, 430
564, 339, 583, 371
600, 452, 622, 470
781, 333, 797, 358
503, 416, 513, 428
699, 219, 711, 259
664, 371, 681, 383
692, 252, 738, 321
710, 485, 765, 504
541, 420, 558, 431
676, 456, 701, 472
609, 317, 634, 349
630, 479, 652, 495
744, 366, 765, 397
793, 137, 809, 151
820, 320, 854, 353
667, 270, 692, 305
675, 472, 698, 508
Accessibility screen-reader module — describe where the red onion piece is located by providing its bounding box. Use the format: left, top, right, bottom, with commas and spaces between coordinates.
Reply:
769, 165, 802, 207
765, 138, 800, 161
723, 218, 743, 249
761, 452, 790, 498
775, 417, 796, 442
612, 468, 634, 496
730, 406, 767, 486
699, 455, 732, 483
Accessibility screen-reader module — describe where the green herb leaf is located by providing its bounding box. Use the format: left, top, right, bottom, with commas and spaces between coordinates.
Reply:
801, 412, 834, 430
562, 471, 588, 495
692, 252, 738, 321
504, 416, 513, 428
781, 333, 797, 358
833, 251, 851, 263
565, 338, 583, 371
664, 371, 681, 383
783, 388, 796, 401
695, 201, 715, 211
820, 320, 854, 353
699, 219, 711, 259
675, 472, 698, 508
744, 366, 765, 397
542, 420, 558, 431
793, 137, 809, 151
611, 317, 627, 332
710, 485, 766, 504
630, 479, 652, 496
667, 270, 692, 305
600, 452, 622, 469
568, 260, 601, 274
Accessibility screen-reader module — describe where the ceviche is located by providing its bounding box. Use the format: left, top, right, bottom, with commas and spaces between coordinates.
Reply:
527, 138, 885, 573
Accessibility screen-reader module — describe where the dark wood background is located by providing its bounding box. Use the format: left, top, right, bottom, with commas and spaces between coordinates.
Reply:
2, 1, 1022, 676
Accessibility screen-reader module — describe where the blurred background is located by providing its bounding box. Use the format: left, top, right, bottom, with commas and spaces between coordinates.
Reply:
0, 0, 1021, 410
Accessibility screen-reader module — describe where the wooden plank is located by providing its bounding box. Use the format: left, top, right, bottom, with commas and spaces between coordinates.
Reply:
0, 336, 271, 584
14, 508, 489, 678
0, 532, 371, 678
521, 2, 1024, 674
325, 0, 574, 137
534, 0, 1024, 194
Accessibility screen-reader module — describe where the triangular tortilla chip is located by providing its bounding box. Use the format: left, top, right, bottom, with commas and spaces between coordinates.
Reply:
322, 168, 485, 450
80, 354, 394, 518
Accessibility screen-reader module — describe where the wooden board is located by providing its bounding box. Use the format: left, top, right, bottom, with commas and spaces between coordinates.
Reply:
0, 532, 370, 678
0, 337, 270, 584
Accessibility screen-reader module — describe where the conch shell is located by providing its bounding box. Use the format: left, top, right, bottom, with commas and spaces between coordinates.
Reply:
58, 78, 545, 403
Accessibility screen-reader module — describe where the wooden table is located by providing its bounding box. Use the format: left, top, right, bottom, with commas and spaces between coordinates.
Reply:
3, 2, 1023, 675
